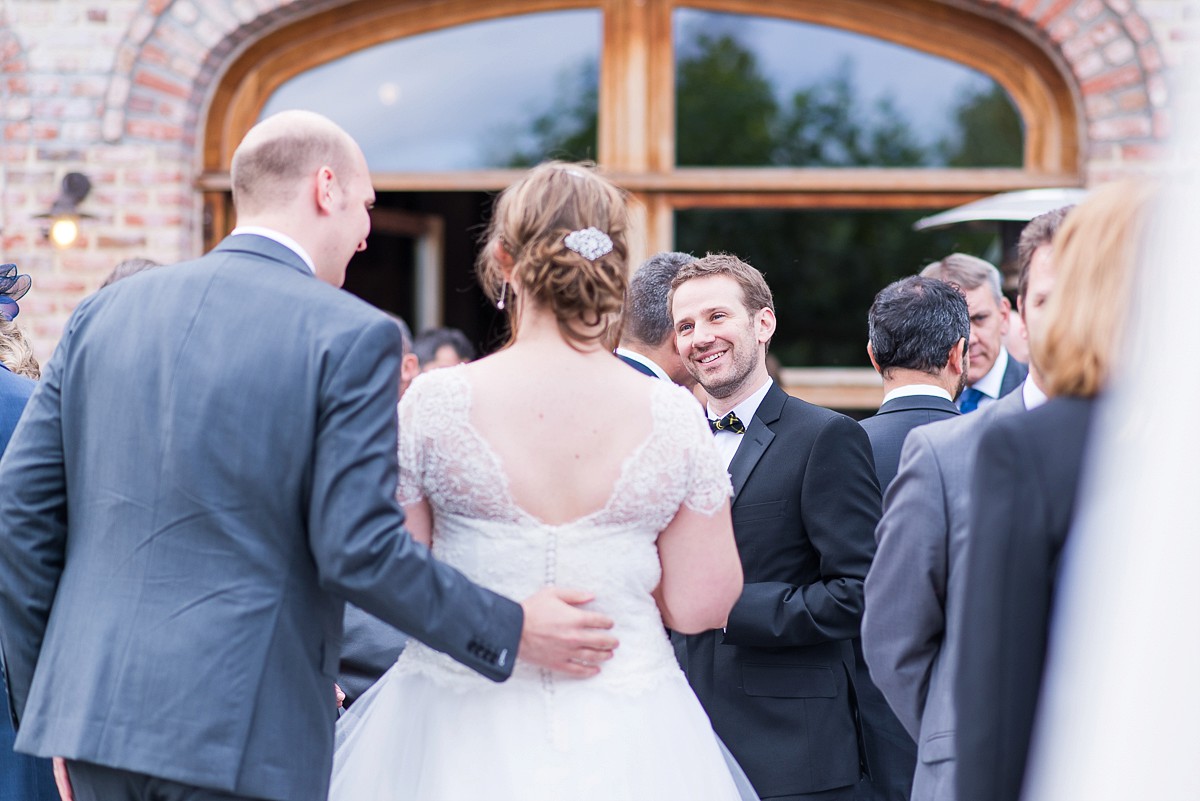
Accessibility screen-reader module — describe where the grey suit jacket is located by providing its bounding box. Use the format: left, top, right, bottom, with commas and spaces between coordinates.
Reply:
861, 385, 1027, 801
0, 235, 523, 801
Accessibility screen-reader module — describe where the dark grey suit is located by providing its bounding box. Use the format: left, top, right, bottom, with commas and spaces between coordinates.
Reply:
0, 367, 56, 801
861, 386, 1027, 801
338, 604, 407, 707
998, 354, 1028, 398
675, 382, 880, 799
0, 235, 523, 801
860, 394, 960, 492
956, 396, 1097, 801
853, 392, 959, 801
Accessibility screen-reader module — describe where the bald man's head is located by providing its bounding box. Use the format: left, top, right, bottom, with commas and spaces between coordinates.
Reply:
231, 110, 360, 216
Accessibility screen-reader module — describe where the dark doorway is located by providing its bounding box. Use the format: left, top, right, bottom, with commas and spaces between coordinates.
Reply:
342, 190, 510, 353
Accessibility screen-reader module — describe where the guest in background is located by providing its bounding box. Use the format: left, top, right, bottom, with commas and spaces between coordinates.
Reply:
99, 257, 161, 289
671, 252, 880, 801
861, 204, 1071, 801
852, 276, 969, 801
921, 254, 1026, 413
955, 181, 1155, 801
0, 320, 40, 380
0, 264, 53, 801
338, 313, 419, 708
615, 250, 695, 387
413, 326, 475, 371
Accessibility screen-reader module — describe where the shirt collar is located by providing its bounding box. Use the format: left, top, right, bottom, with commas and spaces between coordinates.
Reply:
614, 347, 671, 381
1022, 377, 1049, 410
708, 377, 773, 428
971, 346, 1010, 400
231, 226, 316, 275
882, 383, 953, 405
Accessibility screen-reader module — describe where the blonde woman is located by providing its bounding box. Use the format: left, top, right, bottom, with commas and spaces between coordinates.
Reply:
955, 180, 1157, 801
330, 162, 750, 800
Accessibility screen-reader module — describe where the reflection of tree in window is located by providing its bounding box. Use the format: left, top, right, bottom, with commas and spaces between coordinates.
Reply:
498, 61, 598, 167
938, 83, 1024, 167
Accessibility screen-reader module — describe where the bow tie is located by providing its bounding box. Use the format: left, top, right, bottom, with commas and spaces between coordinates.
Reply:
709, 411, 746, 435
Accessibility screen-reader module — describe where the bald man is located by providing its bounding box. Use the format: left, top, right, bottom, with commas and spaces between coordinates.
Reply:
0, 111, 616, 801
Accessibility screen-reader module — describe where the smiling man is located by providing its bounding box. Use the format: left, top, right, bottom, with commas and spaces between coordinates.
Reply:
669, 253, 881, 801
920, 254, 1026, 413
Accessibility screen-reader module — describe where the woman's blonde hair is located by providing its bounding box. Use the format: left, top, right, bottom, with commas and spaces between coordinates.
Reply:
1034, 179, 1158, 398
477, 161, 629, 349
0, 319, 40, 379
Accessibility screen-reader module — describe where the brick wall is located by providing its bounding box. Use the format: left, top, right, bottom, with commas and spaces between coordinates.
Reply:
1, 0, 1195, 360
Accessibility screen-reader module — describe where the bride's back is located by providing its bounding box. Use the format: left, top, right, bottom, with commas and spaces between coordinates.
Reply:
463, 345, 662, 526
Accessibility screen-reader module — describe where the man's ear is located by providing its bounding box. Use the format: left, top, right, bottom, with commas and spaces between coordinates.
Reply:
315, 166, 336, 214
998, 295, 1012, 335
866, 341, 882, 375
756, 307, 777, 344
947, 337, 967, 374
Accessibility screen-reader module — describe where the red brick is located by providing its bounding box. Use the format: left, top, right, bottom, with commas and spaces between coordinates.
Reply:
1154, 109, 1170, 139
98, 234, 148, 249
1075, 0, 1104, 22
1089, 114, 1153, 140
1074, 50, 1106, 78
87, 9, 107, 23
1124, 13, 1153, 44
1081, 63, 1144, 95
1115, 88, 1149, 111
1085, 94, 1117, 117
1120, 143, 1166, 162
141, 44, 171, 67
132, 68, 190, 100
1103, 38, 1136, 65
1139, 44, 1164, 73
125, 119, 183, 141
32, 123, 59, 141
1049, 16, 1078, 43
1088, 19, 1122, 46
32, 274, 88, 294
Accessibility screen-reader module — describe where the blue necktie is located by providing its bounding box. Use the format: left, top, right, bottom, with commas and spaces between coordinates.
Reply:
959, 386, 984, 414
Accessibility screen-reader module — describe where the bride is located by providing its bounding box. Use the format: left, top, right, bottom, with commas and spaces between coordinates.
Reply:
329, 162, 750, 800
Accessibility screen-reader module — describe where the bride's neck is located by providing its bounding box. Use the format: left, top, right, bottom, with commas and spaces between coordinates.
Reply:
510, 301, 609, 356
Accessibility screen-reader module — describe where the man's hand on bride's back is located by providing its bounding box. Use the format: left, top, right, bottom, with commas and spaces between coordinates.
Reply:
517, 587, 617, 677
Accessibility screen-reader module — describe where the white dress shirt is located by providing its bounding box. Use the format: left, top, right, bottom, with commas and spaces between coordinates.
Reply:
231, 226, 316, 275
1022, 377, 1049, 410
881, 384, 953, 405
614, 347, 671, 381
708, 378, 773, 470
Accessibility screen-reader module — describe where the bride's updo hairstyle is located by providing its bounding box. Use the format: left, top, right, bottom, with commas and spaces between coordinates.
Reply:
478, 161, 630, 349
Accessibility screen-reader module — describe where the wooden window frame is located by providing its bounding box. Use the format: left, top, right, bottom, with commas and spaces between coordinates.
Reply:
199, 0, 1082, 406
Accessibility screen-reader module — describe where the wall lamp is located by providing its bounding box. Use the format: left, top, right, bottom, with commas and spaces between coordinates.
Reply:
36, 172, 93, 248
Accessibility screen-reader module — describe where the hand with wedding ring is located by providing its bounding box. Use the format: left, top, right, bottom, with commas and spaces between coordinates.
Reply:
517, 586, 618, 678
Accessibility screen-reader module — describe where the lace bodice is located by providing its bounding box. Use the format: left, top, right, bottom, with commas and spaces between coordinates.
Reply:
393, 367, 730, 694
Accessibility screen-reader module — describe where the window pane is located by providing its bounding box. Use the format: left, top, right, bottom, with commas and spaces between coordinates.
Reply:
674, 9, 1023, 168
262, 10, 601, 171
675, 208, 996, 366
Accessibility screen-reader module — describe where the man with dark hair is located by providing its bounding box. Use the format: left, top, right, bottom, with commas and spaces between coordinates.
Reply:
615, 251, 695, 386
413, 326, 475, 371
670, 252, 880, 801
861, 206, 1071, 801
862, 276, 968, 489
920, 254, 1026, 413
853, 276, 968, 801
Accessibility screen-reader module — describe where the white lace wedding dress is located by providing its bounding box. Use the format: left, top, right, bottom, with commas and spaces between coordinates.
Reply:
329, 367, 755, 801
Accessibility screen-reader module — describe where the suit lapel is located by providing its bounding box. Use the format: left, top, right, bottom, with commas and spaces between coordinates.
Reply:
728, 382, 785, 503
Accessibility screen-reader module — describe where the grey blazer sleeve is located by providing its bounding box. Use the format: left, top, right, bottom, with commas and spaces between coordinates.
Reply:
305, 318, 523, 682
0, 317, 75, 725
862, 427, 948, 739
724, 414, 879, 647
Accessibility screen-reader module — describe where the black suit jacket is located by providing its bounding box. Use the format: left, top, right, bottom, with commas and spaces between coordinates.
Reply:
955, 396, 1097, 801
860, 394, 961, 492
676, 382, 881, 798
854, 392, 958, 800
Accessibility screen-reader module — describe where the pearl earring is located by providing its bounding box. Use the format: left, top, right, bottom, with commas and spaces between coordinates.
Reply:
497, 281, 507, 310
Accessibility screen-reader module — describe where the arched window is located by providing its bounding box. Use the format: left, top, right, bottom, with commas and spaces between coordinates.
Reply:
202, 0, 1079, 396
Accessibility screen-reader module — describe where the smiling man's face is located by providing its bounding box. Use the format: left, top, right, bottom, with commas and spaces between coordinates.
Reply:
672, 274, 774, 403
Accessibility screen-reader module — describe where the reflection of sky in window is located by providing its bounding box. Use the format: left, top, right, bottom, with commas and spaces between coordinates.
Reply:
261, 11, 602, 171
675, 9, 1000, 146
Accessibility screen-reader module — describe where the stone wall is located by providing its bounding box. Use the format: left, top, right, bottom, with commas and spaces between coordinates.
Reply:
1, 0, 1194, 360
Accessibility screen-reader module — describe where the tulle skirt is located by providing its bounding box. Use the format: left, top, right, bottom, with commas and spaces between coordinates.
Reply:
329, 662, 756, 800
